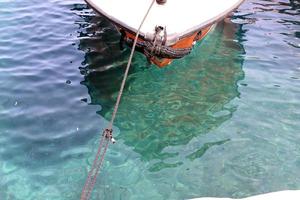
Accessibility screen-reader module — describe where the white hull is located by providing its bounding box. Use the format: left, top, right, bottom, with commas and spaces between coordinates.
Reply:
85, 0, 245, 45
191, 190, 300, 200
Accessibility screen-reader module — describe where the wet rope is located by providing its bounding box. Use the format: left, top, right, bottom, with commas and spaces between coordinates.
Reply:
108, 0, 156, 130
80, 1, 156, 200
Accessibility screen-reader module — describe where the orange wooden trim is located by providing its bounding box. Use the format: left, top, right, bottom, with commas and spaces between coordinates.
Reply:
122, 25, 212, 68
124, 31, 143, 42
150, 58, 172, 67
153, 26, 212, 68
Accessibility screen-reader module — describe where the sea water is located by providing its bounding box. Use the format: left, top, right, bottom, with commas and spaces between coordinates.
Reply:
0, 0, 299, 199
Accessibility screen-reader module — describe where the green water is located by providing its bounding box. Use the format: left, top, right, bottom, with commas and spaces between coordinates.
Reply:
0, 0, 300, 199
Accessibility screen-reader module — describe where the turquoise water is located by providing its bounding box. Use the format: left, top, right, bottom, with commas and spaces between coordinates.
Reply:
0, 0, 300, 199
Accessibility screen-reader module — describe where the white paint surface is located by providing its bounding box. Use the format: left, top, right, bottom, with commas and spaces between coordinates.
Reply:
85, 0, 244, 44
191, 190, 300, 200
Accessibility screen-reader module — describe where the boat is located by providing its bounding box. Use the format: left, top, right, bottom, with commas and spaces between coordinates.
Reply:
191, 190, 300, 200
84, 0, 245, 67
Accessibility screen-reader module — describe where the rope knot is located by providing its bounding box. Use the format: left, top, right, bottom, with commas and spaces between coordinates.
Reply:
103, 128, 116, 144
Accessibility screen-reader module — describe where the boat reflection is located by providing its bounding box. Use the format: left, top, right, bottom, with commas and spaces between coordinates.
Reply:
75, 3, 246, 171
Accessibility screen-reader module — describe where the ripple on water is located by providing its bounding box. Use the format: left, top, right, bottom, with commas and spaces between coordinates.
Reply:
1, 0, 300, 199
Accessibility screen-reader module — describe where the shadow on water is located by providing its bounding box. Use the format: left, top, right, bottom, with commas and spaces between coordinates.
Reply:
74, 3, 247, 171
72, 3, 138, 115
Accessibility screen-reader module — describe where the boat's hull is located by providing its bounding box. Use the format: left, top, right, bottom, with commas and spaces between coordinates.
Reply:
85, 0, 245, 67
119, 25, 212, 67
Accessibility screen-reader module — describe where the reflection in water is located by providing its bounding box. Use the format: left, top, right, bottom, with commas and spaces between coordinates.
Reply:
187, 139, 231, 161
0, 0, 300, 199
74, 3, 246, 171
73, 3, 133, 115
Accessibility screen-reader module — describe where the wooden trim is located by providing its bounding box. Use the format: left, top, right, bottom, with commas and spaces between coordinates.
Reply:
141, 25, 212, 67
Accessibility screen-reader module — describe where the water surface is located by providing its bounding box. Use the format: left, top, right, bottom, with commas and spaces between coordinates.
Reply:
0, 0, 300, 199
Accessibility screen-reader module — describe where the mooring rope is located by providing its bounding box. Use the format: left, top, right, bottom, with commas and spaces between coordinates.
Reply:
80, 1, 156, 200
